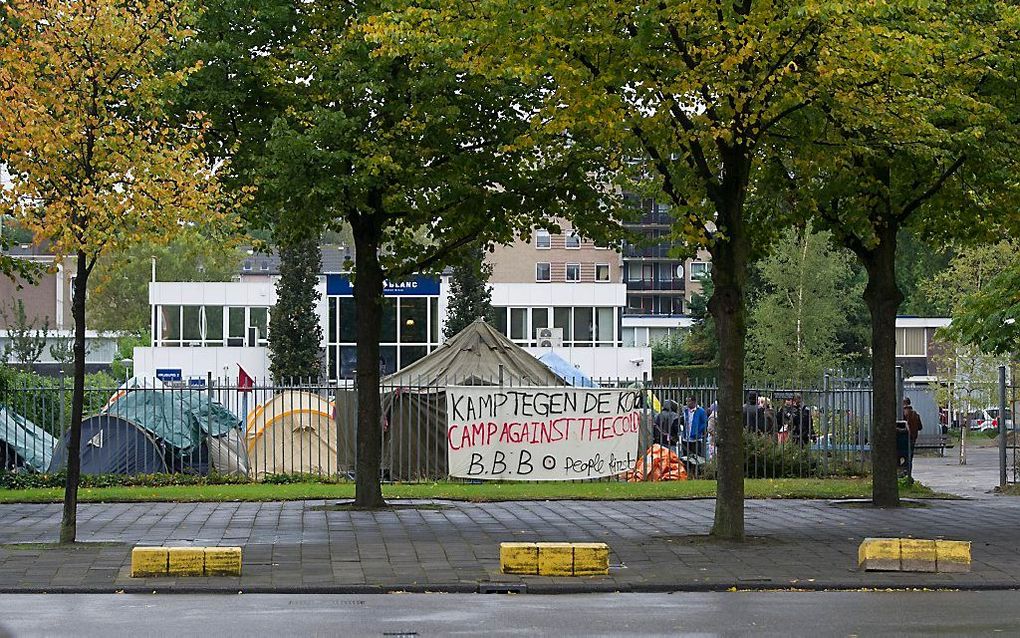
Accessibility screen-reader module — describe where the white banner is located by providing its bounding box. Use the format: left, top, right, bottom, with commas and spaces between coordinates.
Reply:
446, 386, 642, 481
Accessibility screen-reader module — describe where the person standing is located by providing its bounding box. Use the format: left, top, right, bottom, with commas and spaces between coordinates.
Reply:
683, 396, 708, 458
903, 398, 923, 470
743, 391, 766, 433
653, 400, 681, 448
791, 394, 813, 445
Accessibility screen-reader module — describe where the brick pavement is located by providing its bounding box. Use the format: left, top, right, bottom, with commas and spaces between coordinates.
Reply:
2, 498, 1019, 593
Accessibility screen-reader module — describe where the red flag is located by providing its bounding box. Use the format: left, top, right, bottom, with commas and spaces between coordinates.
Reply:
238, 365, 254, 392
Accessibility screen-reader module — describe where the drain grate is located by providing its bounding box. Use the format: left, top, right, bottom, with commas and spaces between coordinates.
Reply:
478, 583, 527, 594
383, 633, 418, 637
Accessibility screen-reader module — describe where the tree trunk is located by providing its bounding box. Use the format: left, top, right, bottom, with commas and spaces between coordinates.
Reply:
352, 215, 386, 509
59, 251, 89, 544
861, 224, 903, 507
708, 172, 749, 541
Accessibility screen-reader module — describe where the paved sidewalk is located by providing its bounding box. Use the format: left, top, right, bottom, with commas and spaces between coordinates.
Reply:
2, 498, 1019, 593
913, 445, 1001, 499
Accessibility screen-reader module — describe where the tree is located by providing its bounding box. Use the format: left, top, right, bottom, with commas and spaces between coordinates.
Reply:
269, 237, 324, 382
0, 300, 50, 367
949, 264, 1020, 356
372, 1, 877, 539
683, 276, 718, 366
90, 230, 243, 334
207, 3, 611, 509
786, 3, 1020, 506
443, 244, 497, 339
0, 0, 223, 543
746, 226, 862, 383
922, 242, 1019, 318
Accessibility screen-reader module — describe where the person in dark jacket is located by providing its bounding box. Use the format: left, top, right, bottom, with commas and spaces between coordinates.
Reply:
791, 394, 813, 445
653, 400, 681, 448
743, 391, 766, 433
903, 398, 923, 448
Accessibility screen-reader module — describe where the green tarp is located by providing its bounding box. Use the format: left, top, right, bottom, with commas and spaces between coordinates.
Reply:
0, 406, 57, 472
106, 390, 240, 454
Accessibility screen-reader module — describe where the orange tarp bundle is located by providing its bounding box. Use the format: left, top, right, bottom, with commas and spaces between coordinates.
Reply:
626, 444, 688, 482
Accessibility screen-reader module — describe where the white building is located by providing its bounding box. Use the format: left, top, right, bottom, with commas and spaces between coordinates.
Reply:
134, 272, 652, 383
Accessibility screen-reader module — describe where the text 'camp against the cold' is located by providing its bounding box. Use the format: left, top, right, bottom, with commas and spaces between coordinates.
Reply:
445, 387, 642, 480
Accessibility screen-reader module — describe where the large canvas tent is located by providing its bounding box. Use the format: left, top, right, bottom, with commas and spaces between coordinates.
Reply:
246, 391, 351, 478
49, 415, 169, 475
0, 406, 57, 472
364, 320, 567, 480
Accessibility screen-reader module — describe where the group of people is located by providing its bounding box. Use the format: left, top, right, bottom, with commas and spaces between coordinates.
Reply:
651, 391, 820, 459
651, 396, 713, 460
743, 392, 814, 445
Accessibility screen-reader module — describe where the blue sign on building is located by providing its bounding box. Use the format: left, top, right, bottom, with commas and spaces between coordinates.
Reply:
326, 274, 440, 296
155, 368, 182, 382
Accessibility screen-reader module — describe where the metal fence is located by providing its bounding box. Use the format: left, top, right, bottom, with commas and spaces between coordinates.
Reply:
0, 372, 874, 481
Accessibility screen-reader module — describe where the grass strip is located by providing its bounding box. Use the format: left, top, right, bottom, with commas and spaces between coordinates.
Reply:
0, 478, 938, 504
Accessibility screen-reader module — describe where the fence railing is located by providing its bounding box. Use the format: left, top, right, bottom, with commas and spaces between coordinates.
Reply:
0, 373, 874, 482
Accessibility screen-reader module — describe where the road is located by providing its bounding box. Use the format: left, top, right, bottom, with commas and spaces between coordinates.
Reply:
912, 444, 1001, 498
2, 592, 1019, 637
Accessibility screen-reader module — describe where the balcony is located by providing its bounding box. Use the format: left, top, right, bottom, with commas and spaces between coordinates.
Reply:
625, 279, 686, 292
621, 243, 676, 259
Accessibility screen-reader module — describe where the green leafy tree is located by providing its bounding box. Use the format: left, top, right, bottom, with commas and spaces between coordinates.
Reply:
194, 3, 611, 509
746, 226, 862, 384
373, 2, 878, 540
763, 3, 1020, 506
269, 238, 324, 382
90, 230, 243, 334
683, 277, 718, 366
897, 230, 954, 317
922, 242, 1019, 318
0, 299, 50, 366
443, 244, 497, 339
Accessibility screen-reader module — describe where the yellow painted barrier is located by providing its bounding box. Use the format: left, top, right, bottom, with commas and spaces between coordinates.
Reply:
537, 543, 575, 577
130, 547, 169, 577
858, 538, 970, 573
499, 542, 539, 575
204, 547, 243, 576
858, 538, 901, 572
130, 546, 243, 577
500, 542, 611, 576
168, 547, 206, 577
936, 540, 972, 573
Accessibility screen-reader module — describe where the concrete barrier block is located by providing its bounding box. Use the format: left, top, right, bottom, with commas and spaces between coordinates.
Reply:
204, 547, 242, 576
537, 543, 574, 577
572, 543, 610, 576
130, 547, 168, 577
500, 542, 539, 575
936, 540, 972, 573
900, 539, 937, 572
167, 547, 205, 577
858, 538, 901, 571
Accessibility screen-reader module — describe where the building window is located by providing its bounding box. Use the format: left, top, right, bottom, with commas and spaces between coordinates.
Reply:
658, 263, 673, 282
627, 262, 642, 282
690, 262, 711, 281
565, 263, 580, 282
536, 262, 551, 282
896, 328, 927, 357
535, 229, 551, 249
565, 232, 581, 249
595, 264, 610, 282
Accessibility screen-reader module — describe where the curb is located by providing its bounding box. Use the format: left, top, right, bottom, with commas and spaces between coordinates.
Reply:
1, 581, 1018, 595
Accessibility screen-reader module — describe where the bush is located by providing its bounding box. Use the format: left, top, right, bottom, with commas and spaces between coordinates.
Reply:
699, 433, 866, 479
0, 367, 120, 437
